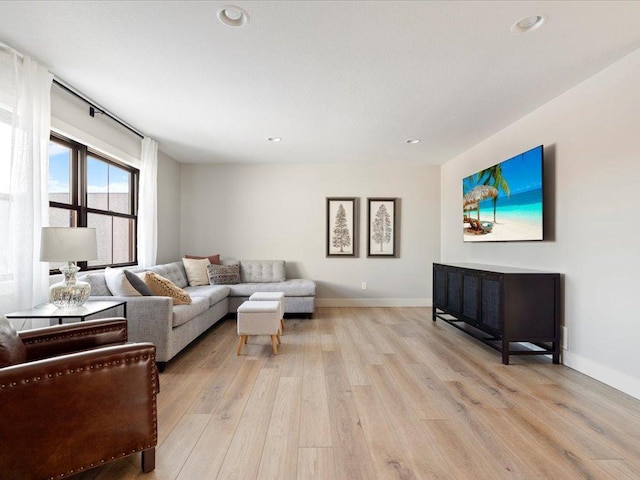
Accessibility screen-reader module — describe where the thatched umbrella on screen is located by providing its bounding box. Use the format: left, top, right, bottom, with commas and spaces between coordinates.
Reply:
463, 185, 498, 221
463, 202, 477, 222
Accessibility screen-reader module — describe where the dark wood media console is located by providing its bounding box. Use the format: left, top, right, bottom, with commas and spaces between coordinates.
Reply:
432, 263, 560, 365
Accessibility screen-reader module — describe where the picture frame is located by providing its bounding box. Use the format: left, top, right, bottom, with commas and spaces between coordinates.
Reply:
367, 198, 399, 257
326, 197, 358, 257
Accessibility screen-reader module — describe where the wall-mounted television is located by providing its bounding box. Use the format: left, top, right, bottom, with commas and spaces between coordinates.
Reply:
463, 145, 543, 242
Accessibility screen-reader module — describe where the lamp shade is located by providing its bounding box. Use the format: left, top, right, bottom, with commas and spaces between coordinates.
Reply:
40, 227, 98, 262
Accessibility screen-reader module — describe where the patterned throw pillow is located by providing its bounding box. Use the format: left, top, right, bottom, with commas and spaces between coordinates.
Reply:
207, 263, 241, 285
143, 272, 192, 305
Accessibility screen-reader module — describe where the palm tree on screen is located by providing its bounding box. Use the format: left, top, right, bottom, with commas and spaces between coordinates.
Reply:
478, 166, 510, 222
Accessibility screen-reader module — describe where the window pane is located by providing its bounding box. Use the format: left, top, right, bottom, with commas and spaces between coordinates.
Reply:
88, 213, 113, 266
49, 141, 71, 204
87, 156, 108, 210
109, 164, 131, 214
87, 213, 134, 266
48, 207, 76, 228
87, 156, 131, 214
113, 217, 134, 263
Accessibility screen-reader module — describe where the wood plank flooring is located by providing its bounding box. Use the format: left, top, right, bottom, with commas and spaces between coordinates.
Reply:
70, 307, 640, 480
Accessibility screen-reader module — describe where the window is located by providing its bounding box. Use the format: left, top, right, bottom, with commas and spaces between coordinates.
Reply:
48, 134, 139, 271
0, 110, 12, 282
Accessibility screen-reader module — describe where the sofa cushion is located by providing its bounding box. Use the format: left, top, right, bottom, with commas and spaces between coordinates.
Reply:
147, 262, 188, 289
185, 254, 221, 265
185, 285, 230, 307
182, 257, 210, 287
228, 279, 316, 297
0, 316, 26, 367
82, 272, 111, 296
208, 263, 241, 285
104, 267, 141, 296
240, 260, 286, 283
172, 297, 209, 328
144, 272, 192, 305
124, 270, 153, 296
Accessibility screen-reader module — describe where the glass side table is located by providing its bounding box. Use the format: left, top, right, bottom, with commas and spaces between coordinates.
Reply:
5, 300, 127, 325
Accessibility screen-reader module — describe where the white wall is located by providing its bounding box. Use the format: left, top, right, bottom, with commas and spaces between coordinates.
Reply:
156, 150, 181, 263
50, 84, 182, 264
441, 49, 640, 399
180, 163, 440, 305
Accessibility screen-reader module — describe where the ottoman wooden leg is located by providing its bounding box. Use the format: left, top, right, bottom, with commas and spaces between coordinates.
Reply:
271, 335, 278, 355
281, 319, 285, 331
276, 333, 281, 344
237, 336, 245, 355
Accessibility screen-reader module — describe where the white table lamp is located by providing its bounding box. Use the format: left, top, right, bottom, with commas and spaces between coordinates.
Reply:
40, 227, 98, 308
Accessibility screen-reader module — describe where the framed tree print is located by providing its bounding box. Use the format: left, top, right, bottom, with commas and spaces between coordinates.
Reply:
326, 197, 358, 257
367, 198, 398, 257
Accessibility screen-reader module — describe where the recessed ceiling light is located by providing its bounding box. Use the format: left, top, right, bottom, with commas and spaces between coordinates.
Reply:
406, 139, 421, 144
511, 14, 547, 34
267, 137, 281, 142
217, 5, 250, 27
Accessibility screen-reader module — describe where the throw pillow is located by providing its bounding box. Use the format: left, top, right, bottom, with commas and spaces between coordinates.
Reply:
143, 271, 192, 305
104, 267, 141, 296
185, 254, 221, 265
182, 257, 211, 287
0, 316, 27, 368
207, 263, 241, 285
124, 270, 153, 296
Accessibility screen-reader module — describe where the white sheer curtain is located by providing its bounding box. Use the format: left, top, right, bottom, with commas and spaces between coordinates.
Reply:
138, 137, 158, 268
0, 47, 53, 327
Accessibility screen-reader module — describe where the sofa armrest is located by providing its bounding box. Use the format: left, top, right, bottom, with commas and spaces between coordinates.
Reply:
0, 343, 157, 479
19, 318, 128, 361
91, 295, 174, 360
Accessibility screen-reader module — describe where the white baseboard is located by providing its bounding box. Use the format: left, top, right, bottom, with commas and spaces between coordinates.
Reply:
316, 298, 432, 308
563, 350, 640, 400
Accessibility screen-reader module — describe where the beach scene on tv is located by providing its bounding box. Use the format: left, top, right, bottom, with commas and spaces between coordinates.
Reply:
463, 146, 543, 242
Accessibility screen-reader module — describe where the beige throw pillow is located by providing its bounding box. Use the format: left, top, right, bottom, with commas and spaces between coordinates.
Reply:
182, 257, 211, 286
143, 272, 192, 305
104, 267, 141, 296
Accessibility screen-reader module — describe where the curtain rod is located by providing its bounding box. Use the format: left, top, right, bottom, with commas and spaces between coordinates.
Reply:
1, 41, 144, 139
52, 78, 144, 139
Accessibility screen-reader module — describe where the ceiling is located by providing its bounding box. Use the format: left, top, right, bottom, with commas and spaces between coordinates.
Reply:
1, 1, 640, 165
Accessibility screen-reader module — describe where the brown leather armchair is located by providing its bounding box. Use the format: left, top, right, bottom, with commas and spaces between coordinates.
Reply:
0, 317, 158, 480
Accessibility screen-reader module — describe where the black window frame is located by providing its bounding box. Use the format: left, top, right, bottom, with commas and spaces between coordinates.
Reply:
48, 133, 139, 273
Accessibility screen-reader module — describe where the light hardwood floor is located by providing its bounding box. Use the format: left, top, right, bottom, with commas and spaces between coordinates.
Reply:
71, 307, 640, 480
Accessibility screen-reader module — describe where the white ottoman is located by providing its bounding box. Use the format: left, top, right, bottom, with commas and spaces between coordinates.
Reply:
249, 291, 285, 333
237, 300, 282, 355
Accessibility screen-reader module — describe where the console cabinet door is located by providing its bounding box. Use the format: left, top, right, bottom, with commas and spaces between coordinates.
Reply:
433, 264, 447, 310
461, 271, 479, 325
446, 269, 462, 316
480, 273, 502, 335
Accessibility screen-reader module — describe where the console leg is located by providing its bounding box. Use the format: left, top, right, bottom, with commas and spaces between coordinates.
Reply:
553, 342, 561, 364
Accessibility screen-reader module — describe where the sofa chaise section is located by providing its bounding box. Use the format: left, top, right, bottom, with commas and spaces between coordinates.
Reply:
225, 261, 316, 318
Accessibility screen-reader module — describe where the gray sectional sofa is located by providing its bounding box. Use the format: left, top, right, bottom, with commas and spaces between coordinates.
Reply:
79, 260, 315, 368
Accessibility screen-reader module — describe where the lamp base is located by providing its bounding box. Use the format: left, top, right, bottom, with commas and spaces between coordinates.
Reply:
49, 264, 91, 308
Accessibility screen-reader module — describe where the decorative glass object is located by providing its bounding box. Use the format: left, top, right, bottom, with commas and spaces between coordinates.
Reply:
40, 227, 98, 308
49, 262, 92, 308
